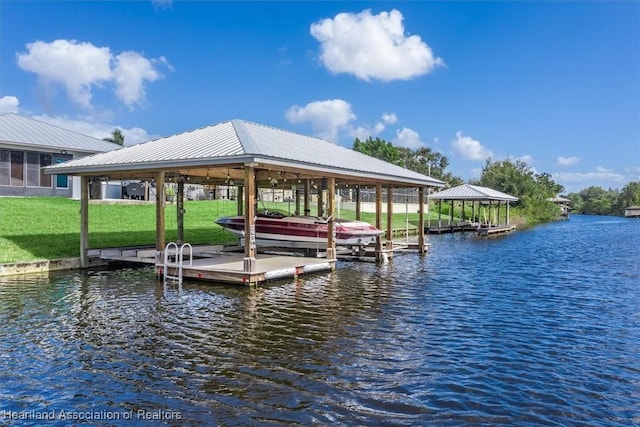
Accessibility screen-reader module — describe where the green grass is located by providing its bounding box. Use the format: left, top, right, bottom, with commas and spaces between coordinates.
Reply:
0, 196, 442, 264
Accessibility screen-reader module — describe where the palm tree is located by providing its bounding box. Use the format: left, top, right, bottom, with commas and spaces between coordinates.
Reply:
103, 128, 125, 146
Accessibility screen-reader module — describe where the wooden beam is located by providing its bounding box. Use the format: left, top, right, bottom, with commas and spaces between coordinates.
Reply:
177, 180, 184, 245
243, 165, 256, 272
326, 177, 336, 260
355, 186, 361, 220
317, 182, 324, 217
375, 183, 383, 261
80, 176, 89, 268
304, 179, 311, 215
237, 186, 243, 216
156, 171, 165, 252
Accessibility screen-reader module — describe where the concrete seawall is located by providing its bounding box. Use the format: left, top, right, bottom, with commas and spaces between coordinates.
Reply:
0, 258, 108, 277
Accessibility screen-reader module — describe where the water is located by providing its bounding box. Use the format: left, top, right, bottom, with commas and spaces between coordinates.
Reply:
1, 215, 639, 425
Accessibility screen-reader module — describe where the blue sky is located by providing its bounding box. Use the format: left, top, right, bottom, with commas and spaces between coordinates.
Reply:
1, 1, 638, 193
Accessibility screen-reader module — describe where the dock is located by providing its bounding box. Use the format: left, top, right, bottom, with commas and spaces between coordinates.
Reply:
88, 244, 334, 285
87, 240, 429, 285
478, 224, 516, 236
425, 221, 516, 236
425, 221, 480, 234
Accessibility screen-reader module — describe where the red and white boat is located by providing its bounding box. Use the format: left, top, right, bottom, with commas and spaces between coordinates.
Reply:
215, 211, 383, 249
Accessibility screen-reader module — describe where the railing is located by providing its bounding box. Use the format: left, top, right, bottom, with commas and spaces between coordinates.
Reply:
163, 242, 192, 286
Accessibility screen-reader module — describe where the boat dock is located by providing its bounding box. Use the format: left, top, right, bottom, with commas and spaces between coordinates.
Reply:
89, 244, 334, 285
88, 240, 429, 285
425, 221, 516, 236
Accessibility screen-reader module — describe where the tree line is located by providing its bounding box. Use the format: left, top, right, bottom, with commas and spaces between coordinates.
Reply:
565, 183, 640, 216
352, 137, 640, 221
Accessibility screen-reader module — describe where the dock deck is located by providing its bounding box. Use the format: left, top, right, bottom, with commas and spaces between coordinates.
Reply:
88, 239, 431, 285
89, 244, 336, 285
425, 222, 516, 236
160, 253, 335, 285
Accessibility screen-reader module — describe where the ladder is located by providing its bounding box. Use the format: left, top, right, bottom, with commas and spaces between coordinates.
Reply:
163, 242, 192, 286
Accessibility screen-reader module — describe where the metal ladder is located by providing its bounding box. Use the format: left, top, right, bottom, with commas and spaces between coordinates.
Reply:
163, 242, 192, 286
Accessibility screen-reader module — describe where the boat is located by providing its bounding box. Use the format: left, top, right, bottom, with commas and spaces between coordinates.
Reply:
215, 210, 384, 249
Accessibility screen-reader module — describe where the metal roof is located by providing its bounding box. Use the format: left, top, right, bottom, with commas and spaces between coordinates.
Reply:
0, 113, 122, 153
46, 119, 445, 187
428, 184, 518, 201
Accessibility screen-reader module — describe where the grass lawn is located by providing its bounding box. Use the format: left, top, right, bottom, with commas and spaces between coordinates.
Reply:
0, 197, 435, 264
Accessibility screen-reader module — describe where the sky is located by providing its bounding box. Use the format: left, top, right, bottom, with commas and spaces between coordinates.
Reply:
1, 1, 638, 194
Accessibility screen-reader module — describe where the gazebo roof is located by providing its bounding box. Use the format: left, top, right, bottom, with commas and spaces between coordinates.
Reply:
46, 119, 445, 188
427, 184, 518, 201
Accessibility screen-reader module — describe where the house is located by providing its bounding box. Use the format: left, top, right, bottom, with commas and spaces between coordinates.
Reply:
624, 206, 640, 218
548, 196, 571, 217
0, 113, 121, 198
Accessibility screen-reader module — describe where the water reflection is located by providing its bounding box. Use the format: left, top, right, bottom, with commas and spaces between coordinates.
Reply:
1, 215, 639, 425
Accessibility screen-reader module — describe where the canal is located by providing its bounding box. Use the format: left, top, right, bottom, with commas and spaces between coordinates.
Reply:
1, 215, 638, 425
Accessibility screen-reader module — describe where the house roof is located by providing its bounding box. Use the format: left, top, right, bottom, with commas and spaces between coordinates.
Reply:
45, 119, 446, 188
0, 113, 122, 153
548, 196, 571, 203
427, 184, 518, 201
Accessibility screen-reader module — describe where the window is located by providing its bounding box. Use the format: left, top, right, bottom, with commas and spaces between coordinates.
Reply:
0, 150, 9, 186
40, 153, 52, 187
26, 152, 40, 187
11, 151, 24, 187
54, 155, 72, 189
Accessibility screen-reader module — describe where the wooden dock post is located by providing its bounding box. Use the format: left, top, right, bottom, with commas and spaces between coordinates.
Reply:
155, 171, 165, 254
326, 177, 336, 260
237, 186, 243, 216
355, 186, 361, 221
375, 183, 384, 262
386, 185, 394, 251
418, 187, 426, 255
304, 179, 311, 216
177, 178, 184, 245
243, 165, 256, 273
79, 176, 89, 268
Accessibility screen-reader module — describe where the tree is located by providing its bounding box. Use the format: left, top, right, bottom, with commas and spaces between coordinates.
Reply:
579, 186, 616, 215
352, 137, 400, 165
617, 181, 640, 213
474, 159, 537, 197
103, 128, 125, 146
474, 158, 565, 222
352, 137, 463, 185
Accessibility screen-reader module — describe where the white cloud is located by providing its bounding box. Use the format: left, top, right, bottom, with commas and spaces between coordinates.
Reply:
113, 52, 168, 109
348, 112, 399, 141
394, 127, 424, 149
381, 113, 397, 124
31, 114, 157, 146
285, 99, 356, 142
553, 167, 628, 192
451, 131, 493, 161
557, 156, 581, 166
16, 39, 170, 110
517, 154, 534, 164
0, 96, 19, 113
310, 9, 444, 82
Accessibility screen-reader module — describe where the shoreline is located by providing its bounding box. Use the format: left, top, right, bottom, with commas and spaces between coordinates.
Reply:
0, 258, 109, 277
